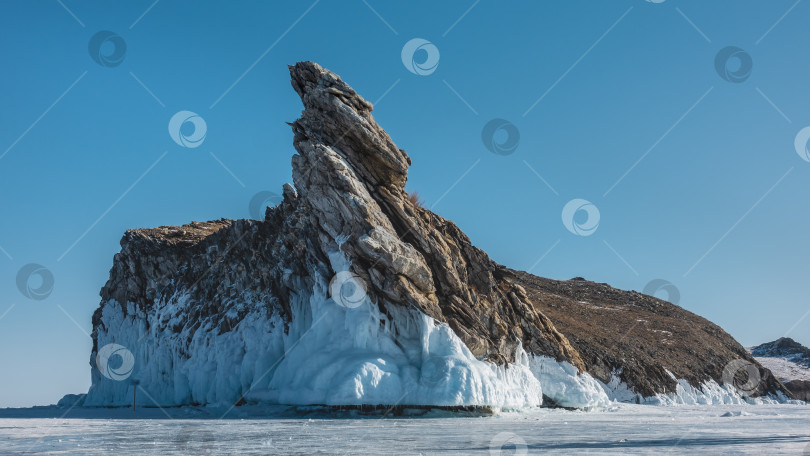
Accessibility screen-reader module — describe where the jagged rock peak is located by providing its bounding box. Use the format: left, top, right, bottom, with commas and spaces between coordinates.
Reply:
283, 60, 580, 369
288, 61, 411, 189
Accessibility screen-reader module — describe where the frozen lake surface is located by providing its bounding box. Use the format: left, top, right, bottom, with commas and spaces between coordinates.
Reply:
0, 403, 808, 455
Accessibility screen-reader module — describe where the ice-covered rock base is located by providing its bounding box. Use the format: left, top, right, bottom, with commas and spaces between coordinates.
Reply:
596, 370, 801, 406
84, 253, 610, 409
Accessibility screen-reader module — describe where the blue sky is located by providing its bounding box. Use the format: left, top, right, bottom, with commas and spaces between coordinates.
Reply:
0, 0, 808, 407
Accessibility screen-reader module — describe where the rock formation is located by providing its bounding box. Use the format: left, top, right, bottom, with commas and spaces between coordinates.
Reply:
82, 61, 796, 409
751, 337, 810, 402
752, 338, 810, 368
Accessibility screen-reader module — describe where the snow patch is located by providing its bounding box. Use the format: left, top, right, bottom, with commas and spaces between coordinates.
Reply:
720, 410, 751, 417
753, 356, 810, 382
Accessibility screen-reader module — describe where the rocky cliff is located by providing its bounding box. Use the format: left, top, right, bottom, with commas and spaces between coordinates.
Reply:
83, 61, 795, 409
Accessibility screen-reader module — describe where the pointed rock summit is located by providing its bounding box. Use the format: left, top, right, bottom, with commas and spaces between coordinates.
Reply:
288, 61, 581, 367
82, 62, 795, 409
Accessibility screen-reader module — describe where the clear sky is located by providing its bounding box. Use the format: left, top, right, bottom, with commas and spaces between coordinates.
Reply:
0, 0, 808, 408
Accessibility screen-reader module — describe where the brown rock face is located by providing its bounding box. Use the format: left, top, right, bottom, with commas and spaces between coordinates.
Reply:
88, 61, 795, 406
511, 272, 790, 398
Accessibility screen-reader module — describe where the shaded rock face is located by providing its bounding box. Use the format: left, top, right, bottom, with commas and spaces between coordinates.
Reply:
87, 61, 792, 407
784, 380, 810, 402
